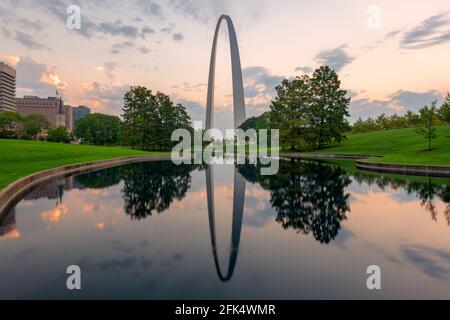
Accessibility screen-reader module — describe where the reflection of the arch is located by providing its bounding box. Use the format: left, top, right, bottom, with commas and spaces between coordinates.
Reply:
206, 165, 246, 282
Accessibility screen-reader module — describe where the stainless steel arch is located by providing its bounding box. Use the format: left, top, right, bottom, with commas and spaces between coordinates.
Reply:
206, 15, 246, 130
206, 165, 246, 282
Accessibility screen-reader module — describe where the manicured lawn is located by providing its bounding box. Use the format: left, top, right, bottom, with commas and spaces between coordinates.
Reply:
307, 125, 450, 166
0, 139, 168, 189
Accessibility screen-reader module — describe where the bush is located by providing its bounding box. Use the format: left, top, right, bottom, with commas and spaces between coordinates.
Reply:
47, 126, 71, 143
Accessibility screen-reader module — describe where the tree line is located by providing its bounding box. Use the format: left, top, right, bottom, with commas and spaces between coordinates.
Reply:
0, 111, 71, 143
75, 86, 192, 150
0, 86, 192, 149
240, 67, 449, 152
352, 93, 450, 133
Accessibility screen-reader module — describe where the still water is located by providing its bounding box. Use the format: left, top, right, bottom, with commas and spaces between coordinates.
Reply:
1, 159, 450, 299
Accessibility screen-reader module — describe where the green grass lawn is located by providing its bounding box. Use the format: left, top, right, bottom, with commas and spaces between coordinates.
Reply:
0, 139, 168, 189
306, 125, 450, 166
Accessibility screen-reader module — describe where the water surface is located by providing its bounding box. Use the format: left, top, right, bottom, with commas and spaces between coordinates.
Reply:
1, 159, 450, 299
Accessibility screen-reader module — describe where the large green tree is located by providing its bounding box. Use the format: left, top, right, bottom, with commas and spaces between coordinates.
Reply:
270, 66, 350, 150
307, 66, 350, 147
0, 112, 24, 139
74, 113, 122, 146
122, 86, 191, 151
23, 114, 51, 140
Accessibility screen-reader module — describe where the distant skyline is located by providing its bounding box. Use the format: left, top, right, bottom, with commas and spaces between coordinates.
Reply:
0, 0, 449, 130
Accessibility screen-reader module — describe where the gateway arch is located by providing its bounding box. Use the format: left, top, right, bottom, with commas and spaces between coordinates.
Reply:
205, 15, 246, 130
205, 15, 247, 282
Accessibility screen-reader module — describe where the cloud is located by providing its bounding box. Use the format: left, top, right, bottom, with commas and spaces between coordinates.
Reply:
349, 90, 445, 121
389, 90, 444, 110
172, 82, 206, 92
314, 44, 355, 72
175, 98, 205, 123
12, 31, 49, 51
32, 0, 99, 38
15, 56, 68, 97
103, 62, 118, 82
242, 66, 283, 99
0, 54, 20, 66
110, 41, 135, 54
139, 46, 151, 54
350, 98, 395, 121
168, 0, 226, 24
141, 26, 155, 38
295, 66, 313, 73
98, 21, 140, 38
172, 32, 184, 41
17, 19, 45, 31
29, 0, 156, 39
401, 245, 450, 280
137, 0, 164, 18
161, 26, 174, 34
82, 82, 130, 115
401, 11, 450, 49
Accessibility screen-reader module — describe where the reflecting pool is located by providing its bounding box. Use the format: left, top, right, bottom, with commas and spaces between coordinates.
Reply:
1, 159, 450, 299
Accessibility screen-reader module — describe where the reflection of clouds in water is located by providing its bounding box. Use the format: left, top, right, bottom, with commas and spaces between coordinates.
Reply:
348, 179, 417, 204
40, 203, 68, 225
390, 191, 420, 203
401, 245, 450, 280
0, 229, 21, 240
243, 186, 275, 228
333, 226, 356, 250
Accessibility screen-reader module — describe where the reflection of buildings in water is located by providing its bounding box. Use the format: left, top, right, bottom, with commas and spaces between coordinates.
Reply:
24, 176, 75, 201
0, 208, 17, 239
206, 166, 246, 282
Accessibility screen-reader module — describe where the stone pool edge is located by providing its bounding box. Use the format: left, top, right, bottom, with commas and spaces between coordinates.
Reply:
280, 152, 450, 178
0, 156, 172, 218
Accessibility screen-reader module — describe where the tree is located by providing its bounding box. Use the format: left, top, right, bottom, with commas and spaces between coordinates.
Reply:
270, 66, 350, 150
47, 126, 71, 143
438, 92, 450, 124
122, 86, 191, 151
307, 66, 350, 147
237, 160, 351, 244
0, 112, 24, 139
416, 101, 438, 151
271, 75, 311, 150
74, 113, 122, 146
121, 161, 196, 220
239, 116, 258, 131
23, 114, 51, 139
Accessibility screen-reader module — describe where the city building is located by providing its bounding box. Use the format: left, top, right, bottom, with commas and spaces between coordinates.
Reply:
16, 96, 73, 131
0, 62, 17, 112
64, 105, 73, 132
72, 105, 91, 128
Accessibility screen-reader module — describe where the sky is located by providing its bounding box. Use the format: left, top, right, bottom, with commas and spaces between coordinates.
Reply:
0, 0, 449, 130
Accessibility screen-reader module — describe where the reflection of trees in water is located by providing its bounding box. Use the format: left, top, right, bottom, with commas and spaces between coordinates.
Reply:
121, 162, 200, 220
75, 167, 123, 189
75, 161, 202, 220
238, 160, 352, 244
351, 172, 450, 225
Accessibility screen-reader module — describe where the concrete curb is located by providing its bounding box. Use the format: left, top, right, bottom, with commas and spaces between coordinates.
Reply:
356, 161, 450, 178
0, 156, 172, 217
279, 153, 382, 160
280, 152, 450, 178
